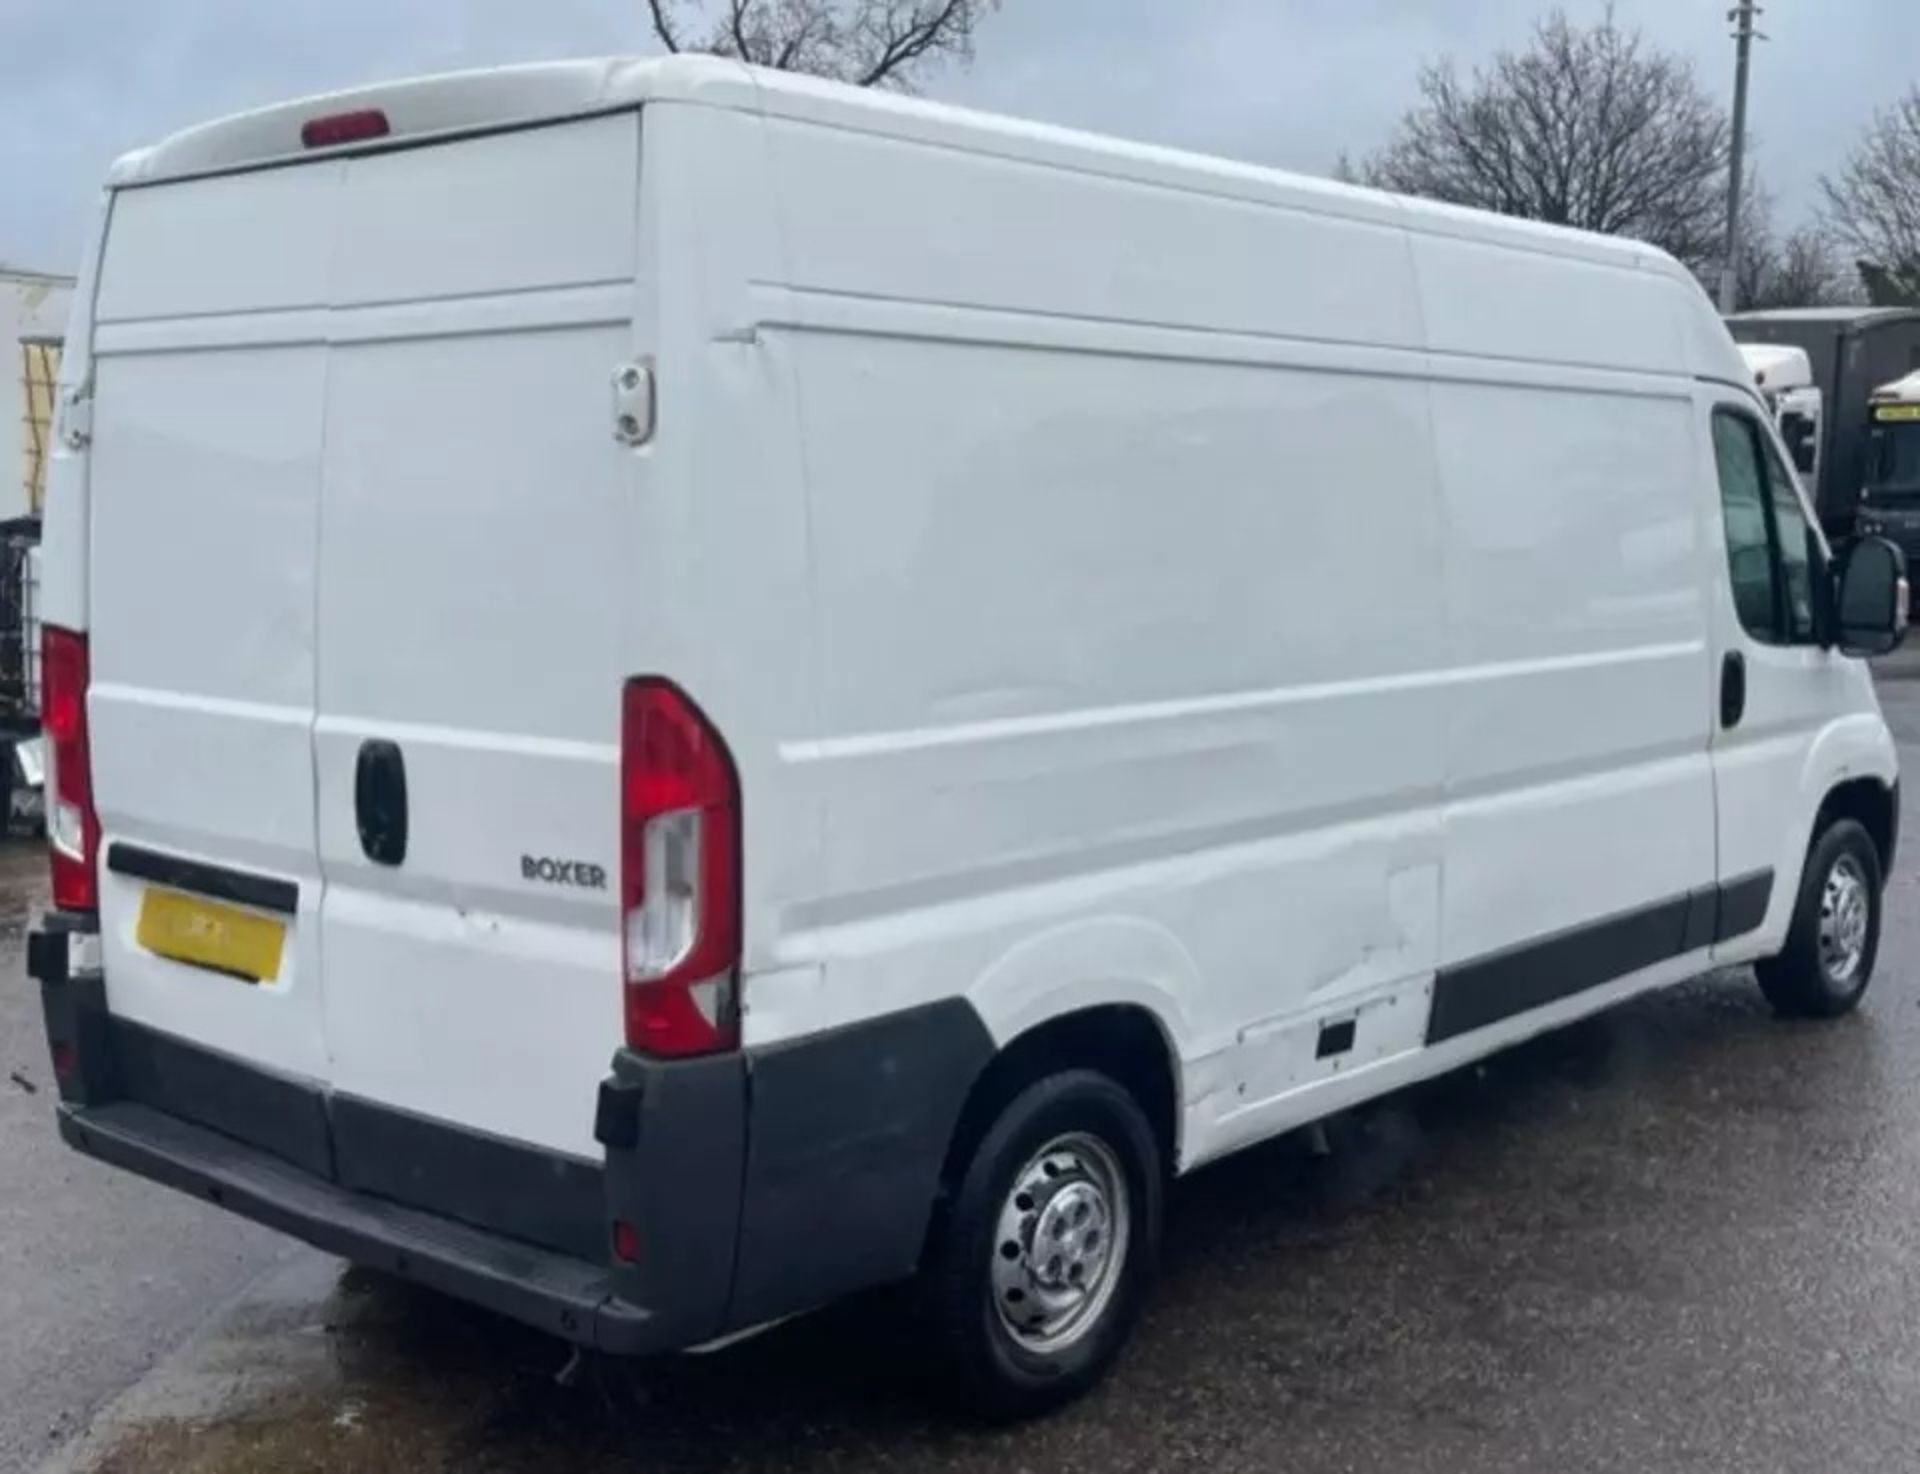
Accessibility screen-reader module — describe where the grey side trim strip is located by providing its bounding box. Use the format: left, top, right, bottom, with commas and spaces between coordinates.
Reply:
1715, 869, 1774, 943
1427, 870, 1774, 1045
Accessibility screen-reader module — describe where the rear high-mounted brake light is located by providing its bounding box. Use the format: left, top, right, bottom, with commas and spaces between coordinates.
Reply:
620, 680, 741, 1058
42, 626, 99, 912
300, 109, 391, 149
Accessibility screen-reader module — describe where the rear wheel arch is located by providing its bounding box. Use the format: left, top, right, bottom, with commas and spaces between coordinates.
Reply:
933, 1004, 1182, 1219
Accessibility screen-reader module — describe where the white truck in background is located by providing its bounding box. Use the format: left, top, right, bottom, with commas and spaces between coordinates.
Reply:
1738, 342, 1823, 490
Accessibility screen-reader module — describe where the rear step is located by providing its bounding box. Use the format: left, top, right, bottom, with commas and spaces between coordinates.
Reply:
59, 1101, 659, 1353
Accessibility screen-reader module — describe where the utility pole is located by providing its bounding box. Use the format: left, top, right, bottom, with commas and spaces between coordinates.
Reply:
1719, 0, 1766, 314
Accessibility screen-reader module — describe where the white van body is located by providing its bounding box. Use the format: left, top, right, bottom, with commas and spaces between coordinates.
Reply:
33, 58, 1900, 1385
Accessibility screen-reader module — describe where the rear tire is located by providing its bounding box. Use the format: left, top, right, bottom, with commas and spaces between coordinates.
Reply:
1756, 818, 1883, 1018
920, 1068, 1162, 1420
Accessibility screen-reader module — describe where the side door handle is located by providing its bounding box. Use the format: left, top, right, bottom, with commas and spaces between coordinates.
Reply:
354, 739, 408, 866
1720, 651, 1747, 730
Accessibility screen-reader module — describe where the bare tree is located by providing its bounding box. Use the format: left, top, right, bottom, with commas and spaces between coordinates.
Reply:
1761, 229, 1856, 309
1355, 9, 1731, 271
645, 0, 998, 89
1822, 88, 1920, 303
1711, 181, 1854, 310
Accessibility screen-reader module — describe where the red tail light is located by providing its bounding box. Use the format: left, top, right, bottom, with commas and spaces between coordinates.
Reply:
42, 626, 99, 912
621, 680, 741, 1057
300, 109, 391, 149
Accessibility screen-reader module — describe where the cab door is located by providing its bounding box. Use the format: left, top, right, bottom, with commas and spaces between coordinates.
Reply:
1704, 394, 1855, 952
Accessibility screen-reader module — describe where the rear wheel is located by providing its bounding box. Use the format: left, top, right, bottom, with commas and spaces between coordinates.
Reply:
1756, 818, 1883, 1018
920, 1069, 1161, 1419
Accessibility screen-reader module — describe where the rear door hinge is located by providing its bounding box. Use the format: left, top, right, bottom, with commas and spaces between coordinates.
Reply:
58, 382, 93, 452
612, 361, 656, 447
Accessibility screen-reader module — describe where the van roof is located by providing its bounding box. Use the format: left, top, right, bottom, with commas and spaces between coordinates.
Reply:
109, 56, 1694, 284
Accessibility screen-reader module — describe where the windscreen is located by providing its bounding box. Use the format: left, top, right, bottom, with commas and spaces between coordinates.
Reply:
1868, 407, 1920, 501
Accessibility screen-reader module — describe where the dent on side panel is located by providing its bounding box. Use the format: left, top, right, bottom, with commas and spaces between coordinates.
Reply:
1199, 848, 1440, 1139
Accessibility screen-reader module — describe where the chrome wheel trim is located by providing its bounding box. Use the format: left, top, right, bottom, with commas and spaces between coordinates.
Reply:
989, 1132, 1130, 1355
1819, 851, 1872, 988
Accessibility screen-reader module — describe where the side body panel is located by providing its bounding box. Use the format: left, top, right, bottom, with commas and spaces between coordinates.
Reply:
742, 111, 1450, 1169
1411, 235, 1719, 1037
739, 99, 1731, 1172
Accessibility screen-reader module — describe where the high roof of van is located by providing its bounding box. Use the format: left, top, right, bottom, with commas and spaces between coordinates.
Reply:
108, 55, 1698, 287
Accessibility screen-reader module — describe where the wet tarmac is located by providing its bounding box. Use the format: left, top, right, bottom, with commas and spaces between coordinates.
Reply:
22, 660, 1920, 1472
0, 846, 286, 1474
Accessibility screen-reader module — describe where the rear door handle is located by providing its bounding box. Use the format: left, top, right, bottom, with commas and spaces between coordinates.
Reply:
1720, 651, 1747, 730
354, 739, 408, 866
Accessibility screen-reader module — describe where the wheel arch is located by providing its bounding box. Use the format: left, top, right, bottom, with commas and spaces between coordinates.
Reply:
951, 917, 1198, 1172
1812, 775, 1899, 883
1788, 714, 1900, 909
922, 1001, 1182, 1287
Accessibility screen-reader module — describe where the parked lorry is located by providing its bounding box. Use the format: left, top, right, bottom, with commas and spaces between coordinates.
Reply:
1857, 370, 1920, 569
1728, 307, 1920, 536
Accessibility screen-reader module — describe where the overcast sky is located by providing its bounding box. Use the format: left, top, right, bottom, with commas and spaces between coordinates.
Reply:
0, 0, 1904, 275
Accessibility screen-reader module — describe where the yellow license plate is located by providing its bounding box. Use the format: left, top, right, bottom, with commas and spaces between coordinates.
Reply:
137, 888, 287, 983
1875, 404, 1920, 422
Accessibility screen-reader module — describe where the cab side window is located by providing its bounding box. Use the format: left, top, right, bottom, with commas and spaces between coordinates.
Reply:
1762, 434, 1818, 641
1713, 412, 1779, 640
1712, 408, 1821, 646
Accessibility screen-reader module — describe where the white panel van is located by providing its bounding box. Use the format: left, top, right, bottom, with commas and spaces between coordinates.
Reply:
30, 58, 1909, 1415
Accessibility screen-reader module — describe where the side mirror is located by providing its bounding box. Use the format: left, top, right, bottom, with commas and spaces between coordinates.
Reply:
1833, 535, 1909, 657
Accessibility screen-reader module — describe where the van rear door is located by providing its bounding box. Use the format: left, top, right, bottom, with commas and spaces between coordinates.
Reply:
87, 106, 645, 1160
313, 115, 641, 1159
89, 162, 340, 1085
